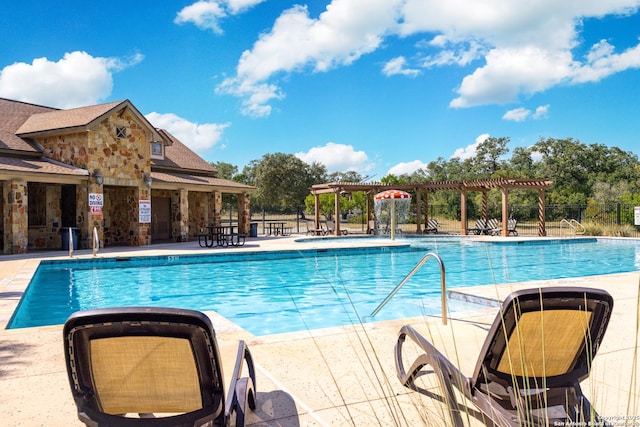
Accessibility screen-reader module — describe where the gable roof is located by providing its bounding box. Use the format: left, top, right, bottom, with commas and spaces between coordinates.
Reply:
0, 97, 56, 133
0, 156, 89, 182
152, 129, 218, 175
0, 97, 253, 192
0, 129, 40, 154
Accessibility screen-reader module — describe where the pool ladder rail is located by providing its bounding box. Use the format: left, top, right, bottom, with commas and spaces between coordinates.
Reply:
367, 252, 448, 325
560, 218, 586, 236
92, 226, 100, 257
68, 226, 100, 257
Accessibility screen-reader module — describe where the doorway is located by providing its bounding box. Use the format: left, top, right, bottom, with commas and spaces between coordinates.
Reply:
152, 197, 171, 241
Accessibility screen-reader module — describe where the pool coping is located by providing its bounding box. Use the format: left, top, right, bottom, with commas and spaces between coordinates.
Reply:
1, 234, 639, 426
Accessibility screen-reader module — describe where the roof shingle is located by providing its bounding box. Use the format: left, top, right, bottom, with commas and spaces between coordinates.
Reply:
0, 98, 56, 133
15, 101, 124, 135
152, 130, 217, 174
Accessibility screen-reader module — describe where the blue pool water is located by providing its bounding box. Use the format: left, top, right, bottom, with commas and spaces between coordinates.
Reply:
9, 237, 640, 334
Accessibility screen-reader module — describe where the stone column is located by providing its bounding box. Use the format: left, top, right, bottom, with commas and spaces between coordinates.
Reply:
237, 192, 251, 234
206, 192, 215, 229
212, 191, 222, 226
172, 189, 189, 242
136, 186, 152, 246
82, 181, 104, 250
6, 179, 28, 254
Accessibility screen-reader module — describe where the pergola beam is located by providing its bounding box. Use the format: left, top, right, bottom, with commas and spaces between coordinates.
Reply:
309, 178, 553, 237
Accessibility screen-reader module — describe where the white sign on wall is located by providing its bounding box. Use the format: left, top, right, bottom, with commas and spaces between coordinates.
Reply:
634, 206, 640, 226
89, 193, 103, 207
139, 200, 151, 223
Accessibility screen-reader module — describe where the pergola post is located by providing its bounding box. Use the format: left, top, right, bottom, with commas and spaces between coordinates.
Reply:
314, 193, 320, 228
538, 188, 547, 236
460, 190, 468, 235
334, 191, 341, 236
415, 190, 422, 233
481, 191, 488, 221
501, 188, 509, 237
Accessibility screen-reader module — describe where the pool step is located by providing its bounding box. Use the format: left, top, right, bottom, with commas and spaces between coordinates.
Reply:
448, 290, 501, 308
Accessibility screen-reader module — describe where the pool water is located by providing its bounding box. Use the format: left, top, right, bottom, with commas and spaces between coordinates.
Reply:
9, 238, 640, 335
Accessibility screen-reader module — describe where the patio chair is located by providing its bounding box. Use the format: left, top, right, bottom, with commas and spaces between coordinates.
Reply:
326, 219, 348, 235
423, 218, 438, 234
467, 218, 487, 235
489, 218, 518, 236
305, 219, 325, 236
63, 306, 257, 427
395, 287, 614, 427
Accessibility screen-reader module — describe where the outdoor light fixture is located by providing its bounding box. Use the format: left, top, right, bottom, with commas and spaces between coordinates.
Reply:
93, 169, 104, 185
143, 173, 152, 188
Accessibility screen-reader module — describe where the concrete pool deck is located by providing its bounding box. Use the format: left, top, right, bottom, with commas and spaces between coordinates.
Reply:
1, 235, 639, 426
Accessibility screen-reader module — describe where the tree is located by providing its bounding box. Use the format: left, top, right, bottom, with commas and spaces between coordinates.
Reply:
253, 153, 324, 211
327, 171, 364, 182
210, 161, 237, 180
531, 138, 591, 204
472, 136, 510, 177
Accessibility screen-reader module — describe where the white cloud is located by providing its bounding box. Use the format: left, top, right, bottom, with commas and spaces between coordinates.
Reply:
451, 133, 490, 160
382, 56, 420, 77
145, 112, 230, 153
503, 104, 550, 121
533, 104, 550, 119
503, 107, 531, 122
295, 142, 368, 172
387, 160, 428, 176
450, 46, 575, 107
219, 0, 640, 115
175, 0, 265, 33
0, 51, 143, 109
422, 39, 486, 67
217, 1, 400, 116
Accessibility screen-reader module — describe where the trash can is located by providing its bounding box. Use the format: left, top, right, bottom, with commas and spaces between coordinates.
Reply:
249, 222, 258, 237
61, 227, 79, 250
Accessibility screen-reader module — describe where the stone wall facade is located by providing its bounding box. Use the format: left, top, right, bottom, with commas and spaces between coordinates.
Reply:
3, 103, 253, 254
188, 191, 209, 236
34, 107, 153, 250
28, 185, 62, 250
4, 180, 28, 254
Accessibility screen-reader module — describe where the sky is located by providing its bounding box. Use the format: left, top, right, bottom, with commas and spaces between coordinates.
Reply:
2, 1, 640, 180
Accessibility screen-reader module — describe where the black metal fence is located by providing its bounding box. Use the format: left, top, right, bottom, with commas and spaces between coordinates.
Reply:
239, 203, 640, 237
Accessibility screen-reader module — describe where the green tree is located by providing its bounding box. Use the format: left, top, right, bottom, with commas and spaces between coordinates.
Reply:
210, 161, 238, 180
472, 136, 510, 177
253, 153, 325, 211
531, 138, 591, 204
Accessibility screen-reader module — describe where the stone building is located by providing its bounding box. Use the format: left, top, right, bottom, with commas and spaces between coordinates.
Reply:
0, 98, 255, 254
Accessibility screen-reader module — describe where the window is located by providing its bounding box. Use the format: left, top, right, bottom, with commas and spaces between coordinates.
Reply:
28, 183, 46, 227
116, 126, 128, 139
151, 142, 163, 158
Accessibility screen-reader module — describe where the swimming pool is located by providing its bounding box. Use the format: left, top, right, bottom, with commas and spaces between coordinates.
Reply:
8, 237, 640, 334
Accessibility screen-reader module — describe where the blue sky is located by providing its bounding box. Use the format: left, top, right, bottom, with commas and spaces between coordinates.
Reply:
2, 1, 640, 180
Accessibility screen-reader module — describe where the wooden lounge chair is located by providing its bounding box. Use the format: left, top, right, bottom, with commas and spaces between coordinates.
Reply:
63, 307, 257, 426
326, 219, 348, 235
467, 218, 487, 235
306, 219, 325, 236
489, 218, 518, 236
423, 218, 438, 234
395, 287, 613, 427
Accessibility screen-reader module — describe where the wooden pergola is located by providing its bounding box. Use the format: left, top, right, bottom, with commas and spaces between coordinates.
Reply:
309, 178, 553, 237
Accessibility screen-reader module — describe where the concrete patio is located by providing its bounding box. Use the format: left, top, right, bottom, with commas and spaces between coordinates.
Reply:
1, 236, 638, 426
